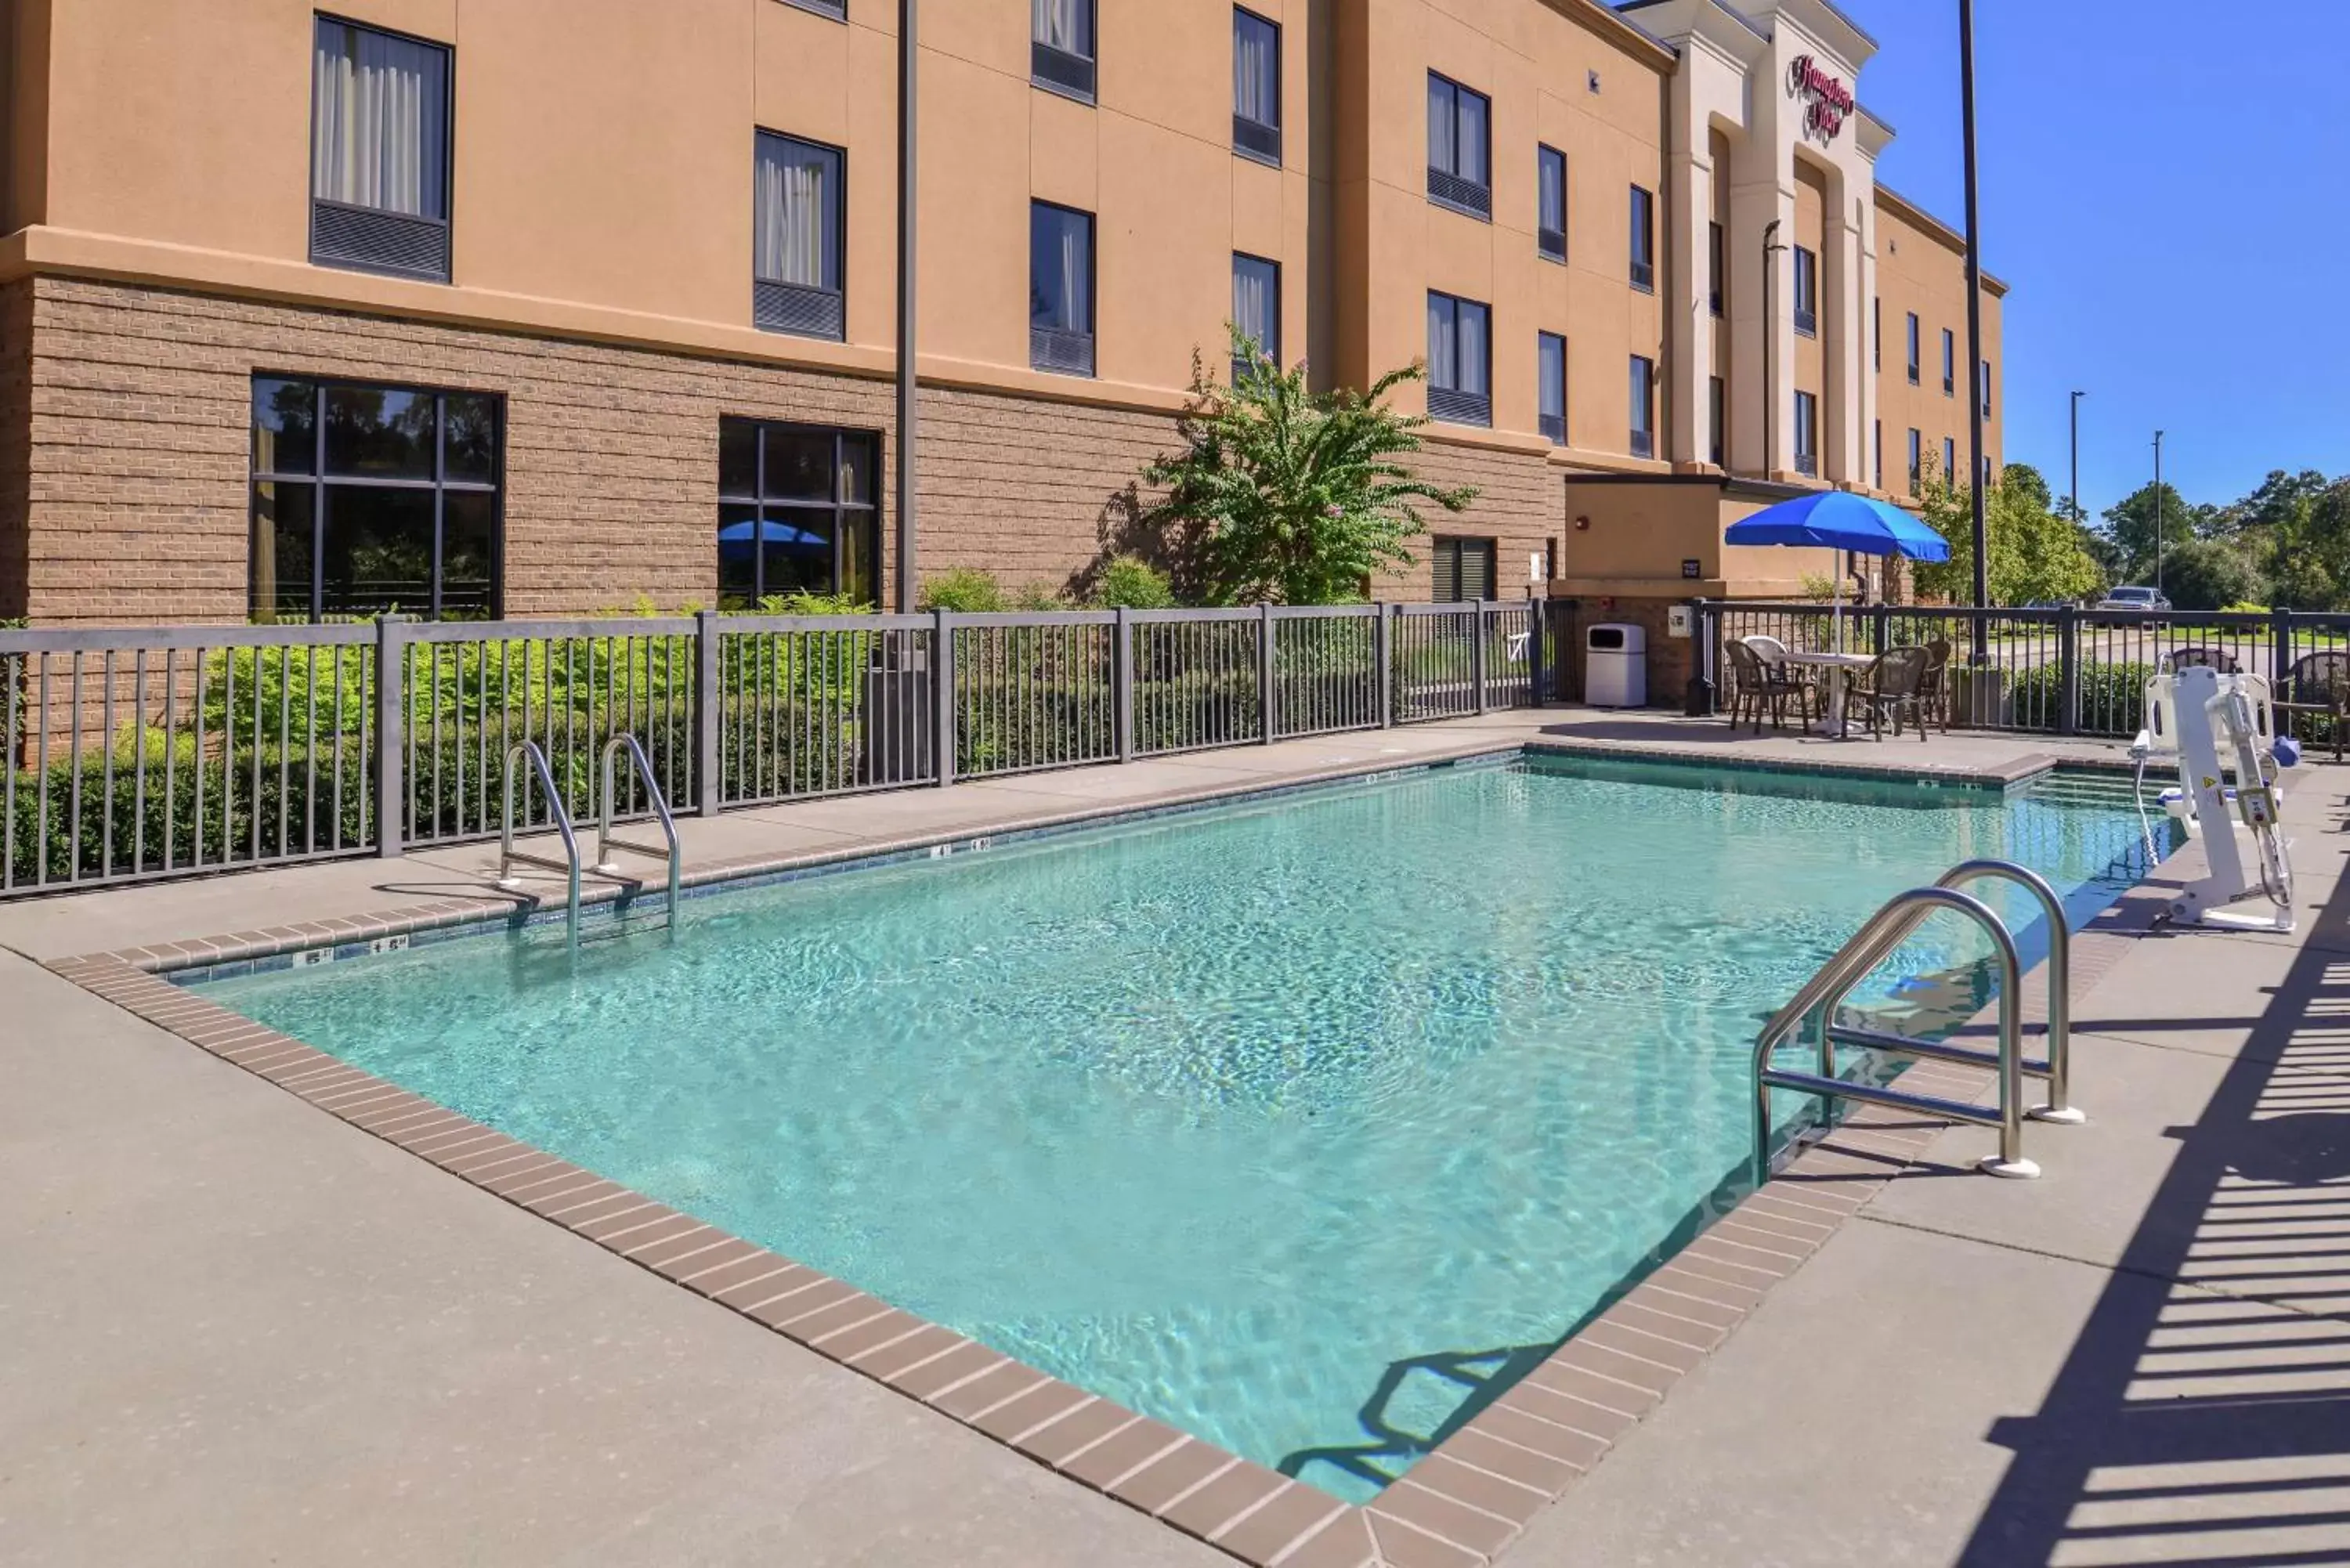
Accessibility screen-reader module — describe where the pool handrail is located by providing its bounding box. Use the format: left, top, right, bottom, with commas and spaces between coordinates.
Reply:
595, 733, 683, 929
1751, 883, 2036, 1187
498, 739, 582, 947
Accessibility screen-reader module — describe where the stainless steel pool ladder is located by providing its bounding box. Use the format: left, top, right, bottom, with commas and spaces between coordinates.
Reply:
499, 739, 583, 947
595, 733, 682, 929
1750, 858, 2081, 1188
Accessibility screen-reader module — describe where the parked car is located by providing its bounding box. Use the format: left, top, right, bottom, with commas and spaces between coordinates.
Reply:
2097, 586, 2172, 612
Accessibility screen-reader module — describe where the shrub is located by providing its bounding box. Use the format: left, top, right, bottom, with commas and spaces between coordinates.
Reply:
2009, 658, 2152, 737
1093, 556, 1177, 610
919, 569, 1007, 613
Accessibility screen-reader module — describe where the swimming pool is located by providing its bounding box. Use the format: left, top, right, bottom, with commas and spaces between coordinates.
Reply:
202, 754, 2164, 1502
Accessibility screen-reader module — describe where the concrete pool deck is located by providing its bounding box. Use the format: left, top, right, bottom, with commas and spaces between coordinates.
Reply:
4, 706, 2341, 1566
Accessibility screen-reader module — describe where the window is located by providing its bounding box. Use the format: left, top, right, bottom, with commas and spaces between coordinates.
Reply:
1231, 252, 1280, 383
1942, 328, 1955, 395
1792, 246, 1817, 338
1426, 291, 1491, 426
1030, 201, 1095, 377
1032, 0, 1096, 102
1874, 418, 1883, 490
1426, 74, 1491, 219
1710, 376, 1726, 467
1980, 359, 1993, 417
309, 18, 451, 282
1629, 354, 1655, 458
1537, 146, 1567, 262
1233, 9, 1281, 164
1981, 453, 1992, 491
753, 132, 844, 340
1943, 435, 1957, 482
1906, 312, 1920, 385
1872, 296, 1880, 370
249, 376, 501, 622
1907, 427, 1922, 494
718, 420, 882, 609
1538, 332, 1567, 446
1629, 186, 1654, 291
1432, 537, 1496, 603
783, 0, 846, 16
1708, 221, 1725, 316
1793, 390, 1817, 478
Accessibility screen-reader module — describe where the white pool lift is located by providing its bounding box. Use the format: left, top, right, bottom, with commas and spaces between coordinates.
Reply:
2131, 666, 2295, 933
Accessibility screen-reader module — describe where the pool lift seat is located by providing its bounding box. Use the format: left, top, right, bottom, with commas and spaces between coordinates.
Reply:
1751, 858, 2086, 1189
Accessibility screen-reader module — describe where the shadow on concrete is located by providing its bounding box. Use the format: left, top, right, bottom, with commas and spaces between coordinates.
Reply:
1957, 869, 2350, 1564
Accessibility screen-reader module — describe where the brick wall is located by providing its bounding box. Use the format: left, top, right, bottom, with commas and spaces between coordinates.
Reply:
1376, 435, 1563, 602
1567, 594, 1699, 708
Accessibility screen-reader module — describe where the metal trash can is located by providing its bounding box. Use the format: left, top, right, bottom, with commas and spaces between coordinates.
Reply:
1585, 623, 1647, 708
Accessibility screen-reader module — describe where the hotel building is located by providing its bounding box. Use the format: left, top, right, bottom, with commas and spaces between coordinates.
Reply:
0, 0, 2001, 630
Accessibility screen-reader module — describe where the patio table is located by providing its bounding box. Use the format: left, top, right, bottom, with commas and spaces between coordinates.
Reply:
1781, 649, 1876, 735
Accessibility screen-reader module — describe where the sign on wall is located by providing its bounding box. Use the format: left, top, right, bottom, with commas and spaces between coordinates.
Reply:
1788, 54, 1854, 143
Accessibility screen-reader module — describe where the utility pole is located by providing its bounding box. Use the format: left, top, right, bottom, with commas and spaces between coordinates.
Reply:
1958, 0, 1989, 659
2153, 430, 2166, 595
895, 0, 920, 612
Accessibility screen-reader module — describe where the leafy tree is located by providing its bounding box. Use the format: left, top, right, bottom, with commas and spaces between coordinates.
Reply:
1143, 331, 1476, 605
2223, 468, 2330, 537
2100, 482, 2200, 580
1911, 458, 2103, 607
2265, 477, 2350, 609
2158, 537, 2261, 612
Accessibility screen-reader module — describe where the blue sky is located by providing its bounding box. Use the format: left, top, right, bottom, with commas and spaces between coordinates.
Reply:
1841, 0, 2350, 518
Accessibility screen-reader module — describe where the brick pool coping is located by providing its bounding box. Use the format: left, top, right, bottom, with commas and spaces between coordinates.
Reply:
37, 742, 2157, 1568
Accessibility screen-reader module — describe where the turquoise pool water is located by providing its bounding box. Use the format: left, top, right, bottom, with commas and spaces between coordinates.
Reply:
205, 757, 2164, 1502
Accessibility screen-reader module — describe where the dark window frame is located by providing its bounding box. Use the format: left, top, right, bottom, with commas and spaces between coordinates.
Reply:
1426, 289, 1492, 428
248, 373, 504, 623
716, 417, 884, 609
1031, 0, 1097, 103
1629, 184, 1655, 292
308, 14, 455, 284
1907, 427, 1922, 494
1792, 245, 1817, 338
1029, 198, 1097, 378
752, 129, 848, 342
1708, 220, 1725, 316
1538, 331, 1567, 446
1874, 417, 1883, 491
1793, 388, 1818, 478
1942, 327, 1956, 396
1872, 295, 1881, 371
1231, 251, 1281, 384
1906, 312, 1921, 385
780, 0, 846, 17
1629, 353, 1656, 457
1710, 374, 1726, 468
1537, 144, 1567, 262
1425, 72, 1492, 220
1944, 435, 1957, 483
1232, 7, 1282, 166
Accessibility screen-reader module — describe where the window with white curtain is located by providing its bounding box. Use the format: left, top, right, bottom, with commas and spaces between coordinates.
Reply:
1794, 389, 1818, 477
1233, 9, 1281, 164
1629, 355, 1655, 457
753, 132, 844, 340
1629, 186, 1655, 291
1032, 0, 1096, 100
1426, 291, 1491, 427
1793, 246, 1817, 338
1231, 253, 1279, 383
1031, 201, 1095, 377
309, 17, 450, 281
1538, 332, 1567, 446
1538, 146, 1567, 262
1426, 74, 1491, 219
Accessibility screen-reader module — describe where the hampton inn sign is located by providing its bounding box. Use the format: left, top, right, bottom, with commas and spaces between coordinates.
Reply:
1788, 53, 1854, 142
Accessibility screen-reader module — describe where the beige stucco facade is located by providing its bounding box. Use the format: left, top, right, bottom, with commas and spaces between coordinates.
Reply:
0, 0, 2005, 627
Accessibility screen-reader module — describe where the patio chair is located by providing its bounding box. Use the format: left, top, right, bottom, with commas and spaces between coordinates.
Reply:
1723, 638, 1811, 734
1845, 645, 1931, 742
1918, 638, 1954, 732
2165, 646, 2240, 675
2274, 649, 2350, 763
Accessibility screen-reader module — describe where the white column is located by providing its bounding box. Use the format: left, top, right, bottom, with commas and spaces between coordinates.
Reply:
1667, 146, 1714, 468
1823, 177, 1864, 486
1726, 163, 1795, 479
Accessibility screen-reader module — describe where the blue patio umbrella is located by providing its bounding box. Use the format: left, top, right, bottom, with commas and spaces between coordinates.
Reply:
718, 516, 826, 560
1724, 490, 1950, 651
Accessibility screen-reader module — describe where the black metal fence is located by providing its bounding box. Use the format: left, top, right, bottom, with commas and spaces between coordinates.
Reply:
1695, 600, 2350, 741
1, 599, 1561, 898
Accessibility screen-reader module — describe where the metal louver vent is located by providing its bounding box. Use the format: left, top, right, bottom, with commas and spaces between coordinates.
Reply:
310, 201, 450, 283
755, 282, 846, 341
1032, 43, 1095, 101
1426, 168, 1491, 219
1234, 116, 1282, 164
1538, 227, 1567, 262
1030, 327, 1096, 378
1427, 387, 1491, 428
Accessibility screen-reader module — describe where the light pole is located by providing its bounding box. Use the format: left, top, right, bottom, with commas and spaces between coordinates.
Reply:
1959, 0, 1989, 660
1762, 219, 1786, 479
894, 0, 920, 612
2069, 390, 2084, 529
2153, 430, 2165, 594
